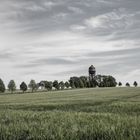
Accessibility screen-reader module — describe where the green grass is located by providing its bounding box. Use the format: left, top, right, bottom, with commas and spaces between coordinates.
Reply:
0, 87, 140, 140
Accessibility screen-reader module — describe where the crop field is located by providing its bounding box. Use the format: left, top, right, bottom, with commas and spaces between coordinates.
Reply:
0, 87, 140, 140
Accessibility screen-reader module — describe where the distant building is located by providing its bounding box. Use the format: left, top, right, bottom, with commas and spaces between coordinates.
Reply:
88, 65, 96, 81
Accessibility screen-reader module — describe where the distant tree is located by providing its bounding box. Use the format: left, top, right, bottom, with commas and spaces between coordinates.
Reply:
36, 83, 40, 90
69, 76, 97, 88
59, 81, 65, 90
98, 82, 105, 87
95, 75, 105, 87
74, 80, 79, 88
133, 81, 138, 87
69, 75, 117, 89
95, 75, 117, 87
95, 75, 102, 86
79, 79, 84, 88
126, 82, 130, 87
79, 76, 88, 88
90, 79, 98, 87
20, 82, 27, 93
39, 81, 45, 90
65, 81, 70, 89
53, 80, 59, 90
69, 77, 80, 88
8, 80, 16, 93
86, 81, 90, 88
28, 80, 37, 92
103, 76, 117, 87
118, 82, 122, 87
0, 79, 5, 93
48, 81, 53, 91
69, 78, 75, 88
44, 81, 53, 91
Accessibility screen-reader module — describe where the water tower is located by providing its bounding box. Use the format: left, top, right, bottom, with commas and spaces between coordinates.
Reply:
89, 65, 96, 81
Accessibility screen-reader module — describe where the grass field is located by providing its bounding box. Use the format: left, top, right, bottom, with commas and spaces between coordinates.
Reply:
0, 87, 140, 140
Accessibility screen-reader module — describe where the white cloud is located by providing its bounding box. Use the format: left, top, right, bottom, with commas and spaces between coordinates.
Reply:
44, 1, 56, 7
96, 0, 113, 4
85, 8, 137, 29
52, 12, 69, 20
85, 16, 104, 28
68, 6, 84, 14
70, 25, 86, 31
25, 5, 46, 12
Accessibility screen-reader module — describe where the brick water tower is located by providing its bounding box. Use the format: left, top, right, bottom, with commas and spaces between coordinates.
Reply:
89, 65, 96, 82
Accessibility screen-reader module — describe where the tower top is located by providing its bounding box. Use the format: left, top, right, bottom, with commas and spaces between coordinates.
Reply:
89, 65, 95, 69
89, 65, 96, 75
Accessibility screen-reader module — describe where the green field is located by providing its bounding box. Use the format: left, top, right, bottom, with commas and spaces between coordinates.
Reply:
0, 87, 140, 140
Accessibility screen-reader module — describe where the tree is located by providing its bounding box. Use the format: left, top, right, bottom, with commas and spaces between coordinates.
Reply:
59, 81, 65, 90
36, 83, 40, 90
65, 81, 70, 89
126, 82, 130, 87
44, 81, 53, 91
20, 82, 27, 93
8, 80, 16, 93
95, 75, 102, 86
90, 79, 98, 87
95, 75, 117, 87
39, 81, 45, 90
79, 79, 84, 88
86, 81, 90, 88
103, 76, 117, 87
69, 76, 97, 88
73, 78, 79, 88
53, 80, 59, 90
0, 79, 5, 93
79, 76, 88, 88
118, 82, 122, 87
69, 77, 81, 88
133, 81, 138, 87
28, 80, 37, 92
69, 77, 75, 88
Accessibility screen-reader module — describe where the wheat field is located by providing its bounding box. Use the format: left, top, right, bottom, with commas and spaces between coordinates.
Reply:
0, 87, 140, 140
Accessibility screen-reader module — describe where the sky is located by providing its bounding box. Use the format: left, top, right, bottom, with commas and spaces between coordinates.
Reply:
0, 0, 140, 87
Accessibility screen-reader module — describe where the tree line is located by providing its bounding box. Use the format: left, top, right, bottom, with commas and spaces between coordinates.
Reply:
0, 75, 138, 93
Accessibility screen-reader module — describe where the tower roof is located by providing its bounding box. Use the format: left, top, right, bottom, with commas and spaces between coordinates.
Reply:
89, 65, 95, 69
89, 65, 96, 75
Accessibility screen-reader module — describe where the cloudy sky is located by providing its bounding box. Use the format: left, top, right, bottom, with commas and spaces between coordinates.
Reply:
0, 0, 140, 86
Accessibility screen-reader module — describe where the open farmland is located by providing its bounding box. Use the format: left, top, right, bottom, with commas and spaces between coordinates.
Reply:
0, 87, 140, 140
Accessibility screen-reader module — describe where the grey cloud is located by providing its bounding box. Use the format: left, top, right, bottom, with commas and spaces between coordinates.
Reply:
0, 50, 15, 60
0, 0, 140, 84
15, 46, 140, 76
36, 58, 78, 65
88, 47, 140, 57
82, 8, 140, 40
0, 0, 121, 34
16, 57, 79, 69
54, 67, 87, 76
